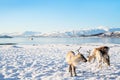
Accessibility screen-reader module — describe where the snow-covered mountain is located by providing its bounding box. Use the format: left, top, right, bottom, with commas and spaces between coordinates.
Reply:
0, 32, 23, 37
0, 31, 42, 37
41, 27, 120, 37
63, 28, 120, 37
22, 31, 41, 36
0, 27, 120, 37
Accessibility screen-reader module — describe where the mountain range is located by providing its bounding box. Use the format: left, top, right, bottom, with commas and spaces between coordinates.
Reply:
0, 27, 120, 38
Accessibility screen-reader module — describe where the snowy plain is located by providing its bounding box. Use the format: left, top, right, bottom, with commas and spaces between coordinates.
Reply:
0, 43, 120, 80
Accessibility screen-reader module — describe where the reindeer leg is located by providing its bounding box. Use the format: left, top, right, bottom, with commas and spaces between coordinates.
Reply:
71, 65, 75, 77
104, 56, 110, 67
71, 65, 77, 76
93, 57, 96, 63
70, 65, 73, 77
69, 65, 71, 72
98, 64, 101, 69
74, 66, 77, 76
98, 60, 102, 69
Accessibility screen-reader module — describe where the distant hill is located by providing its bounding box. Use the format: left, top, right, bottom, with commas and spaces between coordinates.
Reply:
99, 31, 120, 37
0, 27, 120, 37
0, 31, 41, 37
0, 35, 13, 38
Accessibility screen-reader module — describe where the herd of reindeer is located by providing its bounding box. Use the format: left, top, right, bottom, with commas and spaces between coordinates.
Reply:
66, 46, 110, 77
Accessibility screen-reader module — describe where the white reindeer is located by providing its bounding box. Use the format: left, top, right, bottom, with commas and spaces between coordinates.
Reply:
87, 46, 110, 68
66, 47, 87, 77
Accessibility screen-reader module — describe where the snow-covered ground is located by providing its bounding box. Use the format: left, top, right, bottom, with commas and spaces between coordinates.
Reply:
0, 43, 120, 80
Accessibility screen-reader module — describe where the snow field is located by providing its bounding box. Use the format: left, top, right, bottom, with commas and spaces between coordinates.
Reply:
0, 44, 120, 80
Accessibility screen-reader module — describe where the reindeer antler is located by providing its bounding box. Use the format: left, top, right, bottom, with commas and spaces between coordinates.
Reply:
77, 47, 82, 53
87, 50, 91, 55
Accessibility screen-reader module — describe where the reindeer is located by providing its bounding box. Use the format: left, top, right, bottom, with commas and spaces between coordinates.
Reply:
66, 47, 87, 77
87, 46, 110, 68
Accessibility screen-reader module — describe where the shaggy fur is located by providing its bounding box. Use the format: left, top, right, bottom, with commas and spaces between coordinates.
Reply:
66, 51, 87, 76
87, 46, 110, 68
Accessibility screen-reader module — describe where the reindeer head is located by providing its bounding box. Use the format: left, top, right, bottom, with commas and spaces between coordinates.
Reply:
77, 53, 87, 62
103, 46, 109, 53
103, 55, 110, 66
98, 46, 109, 54
76, 47, 87, 62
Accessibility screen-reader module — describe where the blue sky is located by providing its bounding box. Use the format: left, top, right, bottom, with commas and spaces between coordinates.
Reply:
0, 0, 120, 33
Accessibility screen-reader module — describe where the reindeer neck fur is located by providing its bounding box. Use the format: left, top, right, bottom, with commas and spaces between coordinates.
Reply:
74, 54, 81, 61
88, 48, 102, 62
87, 49, 95, 62
66, 51, 82, 66
71, 53, 83, 66
95, 50, 103, 61
66, 50, 87, 66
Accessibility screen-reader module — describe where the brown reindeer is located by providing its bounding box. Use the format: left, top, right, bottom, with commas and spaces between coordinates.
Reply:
87, 46, 110, 68
66, 47, 87, 76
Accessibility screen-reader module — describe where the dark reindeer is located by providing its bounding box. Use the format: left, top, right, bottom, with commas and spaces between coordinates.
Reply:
87, 46, 110, 68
